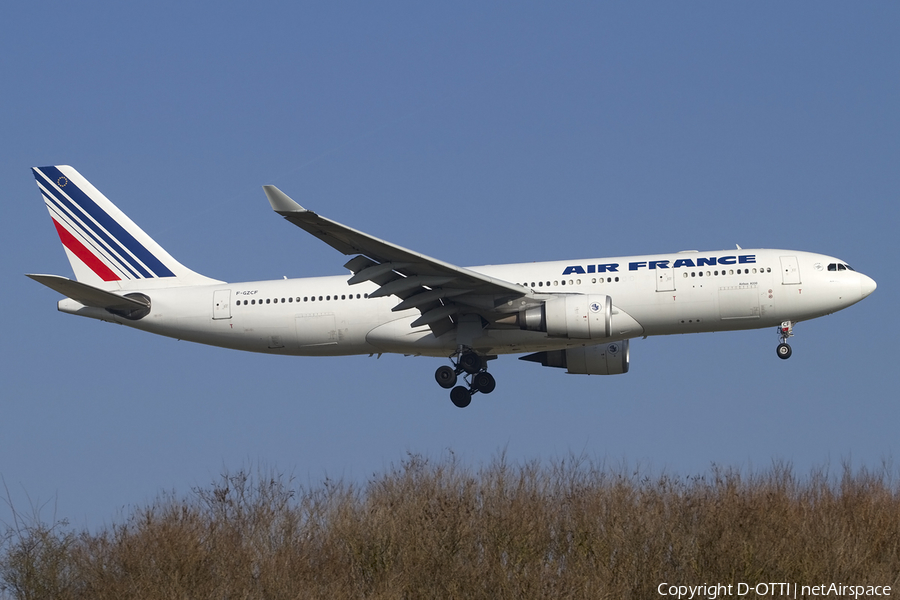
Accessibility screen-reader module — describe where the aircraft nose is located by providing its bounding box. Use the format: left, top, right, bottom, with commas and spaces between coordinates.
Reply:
860, 274, 877, 299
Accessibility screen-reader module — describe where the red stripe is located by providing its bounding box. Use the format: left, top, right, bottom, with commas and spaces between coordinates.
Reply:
52, 218, 121, 282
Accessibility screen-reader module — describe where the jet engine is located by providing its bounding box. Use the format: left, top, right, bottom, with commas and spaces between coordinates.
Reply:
520, 340, 630, 375
518, 294, 612, 339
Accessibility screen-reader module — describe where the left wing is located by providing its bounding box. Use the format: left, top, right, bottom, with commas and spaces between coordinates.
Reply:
264, 186, 530, 336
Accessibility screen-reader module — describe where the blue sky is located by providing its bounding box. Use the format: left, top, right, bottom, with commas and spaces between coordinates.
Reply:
2, 2, 897, 529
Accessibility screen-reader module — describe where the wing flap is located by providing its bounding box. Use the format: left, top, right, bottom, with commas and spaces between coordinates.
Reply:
411, 305, 459, 327
347, 262, 411, 285
391, 288, 469, 312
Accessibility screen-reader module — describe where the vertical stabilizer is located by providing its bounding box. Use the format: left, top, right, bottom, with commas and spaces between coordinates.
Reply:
32, 166, 221, 289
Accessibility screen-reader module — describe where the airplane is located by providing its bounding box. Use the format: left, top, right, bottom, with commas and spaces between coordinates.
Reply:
28, 165, 877, 408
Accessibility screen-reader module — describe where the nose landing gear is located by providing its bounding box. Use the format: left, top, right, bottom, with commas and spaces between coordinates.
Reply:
776, 321, 794, 360
434, 348, 496, 408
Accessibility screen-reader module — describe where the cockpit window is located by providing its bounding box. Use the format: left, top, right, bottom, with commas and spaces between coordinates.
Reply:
828, 263, 855, 272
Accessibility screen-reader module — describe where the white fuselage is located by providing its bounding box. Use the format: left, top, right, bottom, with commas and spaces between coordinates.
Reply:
59, 248, 875, 359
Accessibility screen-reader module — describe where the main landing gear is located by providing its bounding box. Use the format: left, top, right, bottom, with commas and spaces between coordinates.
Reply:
776, 321, 794, 360
434, 348, 496, 408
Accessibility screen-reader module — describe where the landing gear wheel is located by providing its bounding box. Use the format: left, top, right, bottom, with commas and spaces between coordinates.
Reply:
450, 386, 472, 408
777, 343, 792, 360
472, 371, 496, 394
439, 348, 495, 407
458, 351, 483, 374
435, 365, 458, 389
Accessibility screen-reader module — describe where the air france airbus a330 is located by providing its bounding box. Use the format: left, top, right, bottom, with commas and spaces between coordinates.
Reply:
28, 166, 876, 407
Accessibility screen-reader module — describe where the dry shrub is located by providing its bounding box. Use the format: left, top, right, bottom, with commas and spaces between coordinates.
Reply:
2, 457, 899, 599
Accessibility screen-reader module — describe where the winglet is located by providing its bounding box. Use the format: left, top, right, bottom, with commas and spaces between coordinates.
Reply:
263, 185, 305, 214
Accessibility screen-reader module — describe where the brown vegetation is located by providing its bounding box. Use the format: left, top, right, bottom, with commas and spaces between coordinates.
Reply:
2, 455, 899, 599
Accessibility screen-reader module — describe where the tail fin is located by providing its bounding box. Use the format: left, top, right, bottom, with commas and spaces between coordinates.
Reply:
32, 166, 220, 289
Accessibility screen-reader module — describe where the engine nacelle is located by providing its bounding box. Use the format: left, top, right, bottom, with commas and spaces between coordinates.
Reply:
519, 294, 612, 339
520, 340, 630, 375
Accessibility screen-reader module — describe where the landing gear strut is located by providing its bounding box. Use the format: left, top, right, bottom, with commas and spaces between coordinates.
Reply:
776, 321, 793, 360
435, 348, 496, 408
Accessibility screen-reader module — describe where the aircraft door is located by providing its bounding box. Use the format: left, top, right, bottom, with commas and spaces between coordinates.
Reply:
780, 256, 801, 285
213, 289, 232, 319
296, 313, 338, 347
656, 267, 675, 292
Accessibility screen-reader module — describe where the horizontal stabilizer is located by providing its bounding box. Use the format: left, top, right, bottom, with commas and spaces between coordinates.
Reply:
26, 274, 149, 311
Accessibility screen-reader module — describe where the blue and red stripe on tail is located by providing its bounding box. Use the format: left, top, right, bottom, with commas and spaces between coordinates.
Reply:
32, 166, 219, 289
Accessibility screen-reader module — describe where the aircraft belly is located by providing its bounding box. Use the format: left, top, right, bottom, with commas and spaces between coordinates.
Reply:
366, 316, 456, 356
